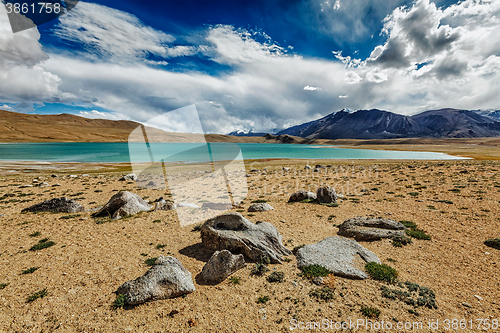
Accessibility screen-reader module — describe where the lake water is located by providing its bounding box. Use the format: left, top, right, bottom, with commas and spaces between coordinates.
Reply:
0, 142, 464, 163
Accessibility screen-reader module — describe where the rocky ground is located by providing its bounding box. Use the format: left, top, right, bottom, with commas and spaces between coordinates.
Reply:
0, 159, 499, 332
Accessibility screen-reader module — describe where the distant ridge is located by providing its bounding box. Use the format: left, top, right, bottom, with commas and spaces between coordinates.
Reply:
0, 110, 261, 143
277, 108, 500, 139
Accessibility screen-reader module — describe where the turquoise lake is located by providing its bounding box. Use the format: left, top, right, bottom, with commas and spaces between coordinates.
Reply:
0, 142, 464, 163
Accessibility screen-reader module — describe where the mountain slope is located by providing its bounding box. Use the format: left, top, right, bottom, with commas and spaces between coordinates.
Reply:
0, 110, 261, 143
277, 108, 500, 140
411, 109, 500, 138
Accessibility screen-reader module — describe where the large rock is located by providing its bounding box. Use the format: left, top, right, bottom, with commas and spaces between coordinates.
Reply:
248, 203, 274, 212
338, 217, 407, 241
288, 190, 317, 202
119, 173, 137, 181
154, 198, 176, 211
200, 213, 291, 263
22, 197, 84, 213
200, 250, 246, 283
296, 236, 380, 279
116, 256, 195, 305
92, 191, 151, 219
316, 186, 338, 203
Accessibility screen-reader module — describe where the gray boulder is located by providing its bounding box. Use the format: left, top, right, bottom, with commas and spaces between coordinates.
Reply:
338, 217, 407, 241
119, 173, 137, 181
155, 198, 176, 211
116, 256, 195, 305
200, 213, 291, 263
37, 182, 49, 188
248, 203, 274, 212
92, 191, 151, 219
200, 250, 246, 284
316, 186, 338, 203
22, 197, 84, 213
288, 190, 317, 202
296, 236, 380, 279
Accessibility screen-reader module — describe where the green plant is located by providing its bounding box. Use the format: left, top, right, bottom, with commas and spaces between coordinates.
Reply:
229, 276, 241, 285
301, 264, 330, 279
406, 229, 431, 240
309, 287, 335, 301
251, 255, 270, 276
257, 295, 270, 304
365, 262, 398, 283
113, 294, 126, 309
140, 253, 148, 257
27, 289, 48, 303
156, 244, 167, 249
391, 235, 412, 247
300, 199, 315, 203
29, 231, 41, 237
400, 221, 417, 229
144, 257, 158, 266
29, 239, 55, 251
153, 219, 161, 223
401, 221, 431, 240
251, 199, 267, 203
0, 283, 8, 290
267, 271, 285, 283
408, 192, 419, 196
361, 306, 380, 318
21, 267, 40, 275
381, 282, 437, 309
484, 239, 500, 250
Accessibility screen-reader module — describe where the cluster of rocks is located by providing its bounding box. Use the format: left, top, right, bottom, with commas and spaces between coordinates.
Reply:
288, 186, 338, 204
113, 211, 407, 305
21, 181, 404, 307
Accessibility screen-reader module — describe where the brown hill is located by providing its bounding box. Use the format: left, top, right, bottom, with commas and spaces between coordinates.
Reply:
0, 110, 314, 144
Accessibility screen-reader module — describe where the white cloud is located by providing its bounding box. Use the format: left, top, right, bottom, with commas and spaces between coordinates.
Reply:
304, 86, 322, 91
339, 95, 348, 98
1, 104, 13, 110
0, 5, 73, 106
78, 110, 126, 120
206, 25, 285, 65
344, 72, 363, 84
53, 2, 195, 61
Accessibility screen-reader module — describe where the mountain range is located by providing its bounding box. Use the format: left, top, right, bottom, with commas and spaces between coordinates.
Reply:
275, 108, 500, 139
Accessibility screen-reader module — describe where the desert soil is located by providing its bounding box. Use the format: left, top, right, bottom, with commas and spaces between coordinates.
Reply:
0, 159, 499, 332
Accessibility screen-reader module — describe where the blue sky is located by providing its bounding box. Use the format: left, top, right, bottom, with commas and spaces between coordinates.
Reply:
0, 0, 500, 133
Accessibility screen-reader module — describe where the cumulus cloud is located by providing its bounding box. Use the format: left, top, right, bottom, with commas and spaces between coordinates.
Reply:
1, 104, 13, 110
53, 2, 197, 61
78, 110, 126, 120
304, 86, 322, 91
0, 5, 74, 106
206, 25, 285, 65
317, 0, 409, 44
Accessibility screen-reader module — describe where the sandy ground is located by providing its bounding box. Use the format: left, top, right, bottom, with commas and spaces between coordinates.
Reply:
0, 159, 499, 332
